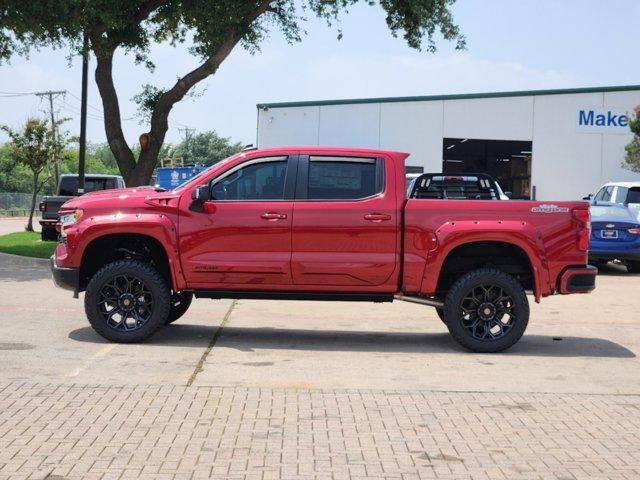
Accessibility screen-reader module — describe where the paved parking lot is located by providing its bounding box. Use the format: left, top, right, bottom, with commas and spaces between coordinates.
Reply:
0, 218, 39, 236
1, 229, 640, 478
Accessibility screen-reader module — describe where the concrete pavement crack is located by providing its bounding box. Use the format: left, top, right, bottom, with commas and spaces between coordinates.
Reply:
186, 299, 237, 386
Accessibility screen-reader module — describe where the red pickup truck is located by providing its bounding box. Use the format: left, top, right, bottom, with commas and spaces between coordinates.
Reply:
51, 147, 596, 352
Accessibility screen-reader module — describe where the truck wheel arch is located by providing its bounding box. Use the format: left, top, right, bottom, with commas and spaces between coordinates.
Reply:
79, 233, 180, 292
431, 240, 541, 300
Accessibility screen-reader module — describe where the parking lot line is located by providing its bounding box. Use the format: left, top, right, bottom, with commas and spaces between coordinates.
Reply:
64, 344, 117, 378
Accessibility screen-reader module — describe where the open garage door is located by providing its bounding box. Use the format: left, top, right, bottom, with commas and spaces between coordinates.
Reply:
442, 138, 532, 199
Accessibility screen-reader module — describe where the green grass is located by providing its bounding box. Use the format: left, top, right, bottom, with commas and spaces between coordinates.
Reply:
0, 231, 57, 259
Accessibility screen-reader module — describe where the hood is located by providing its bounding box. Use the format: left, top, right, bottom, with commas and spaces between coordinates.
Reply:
61, 186, 179, 211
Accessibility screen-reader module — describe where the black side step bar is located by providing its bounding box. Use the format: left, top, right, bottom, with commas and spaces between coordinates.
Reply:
194, 291, 394, 303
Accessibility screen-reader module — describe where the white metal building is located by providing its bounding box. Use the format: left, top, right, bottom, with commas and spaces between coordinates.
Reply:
256, 85, 640, 200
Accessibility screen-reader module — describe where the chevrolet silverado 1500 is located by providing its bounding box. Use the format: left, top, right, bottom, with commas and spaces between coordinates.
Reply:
50, 147, 596, 352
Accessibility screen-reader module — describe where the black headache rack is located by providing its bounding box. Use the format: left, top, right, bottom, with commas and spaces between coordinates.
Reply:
409, 173, 502, 200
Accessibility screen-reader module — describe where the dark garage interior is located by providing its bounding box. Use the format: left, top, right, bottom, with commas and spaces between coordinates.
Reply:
442, 138, 533, 199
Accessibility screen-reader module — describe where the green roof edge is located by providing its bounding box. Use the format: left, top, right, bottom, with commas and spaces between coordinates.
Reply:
257, 84, 640, 109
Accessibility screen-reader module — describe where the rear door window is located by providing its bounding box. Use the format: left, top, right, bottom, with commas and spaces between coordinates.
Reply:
306, 157, 383, 200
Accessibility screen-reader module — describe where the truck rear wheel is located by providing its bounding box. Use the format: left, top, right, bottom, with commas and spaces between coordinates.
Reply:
165, 292, 193, 324
443, 268, 529, 353
84, 260, 170, 343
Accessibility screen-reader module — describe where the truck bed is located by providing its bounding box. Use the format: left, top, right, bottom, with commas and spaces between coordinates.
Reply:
402, 199, 590, 299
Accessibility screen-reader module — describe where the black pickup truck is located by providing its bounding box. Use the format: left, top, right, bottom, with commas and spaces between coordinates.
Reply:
39, 174, 125, 240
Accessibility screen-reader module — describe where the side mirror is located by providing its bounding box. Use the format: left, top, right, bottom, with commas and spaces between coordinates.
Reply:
504, 191, 512, 199
189, 184, 210, 212
582, 194, 593, 201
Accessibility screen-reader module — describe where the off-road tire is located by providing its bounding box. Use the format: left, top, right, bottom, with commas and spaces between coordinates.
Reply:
84, 260, 170, 343
444, 268, 529, 353
41, 226, 57, 241
165, 292, 194, 324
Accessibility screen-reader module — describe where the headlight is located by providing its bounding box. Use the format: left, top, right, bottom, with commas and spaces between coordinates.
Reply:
59, 209, 83, 237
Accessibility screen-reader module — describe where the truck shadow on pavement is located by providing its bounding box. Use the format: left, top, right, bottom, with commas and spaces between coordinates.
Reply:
596, 262, 638, 276
69, 325, 636, 358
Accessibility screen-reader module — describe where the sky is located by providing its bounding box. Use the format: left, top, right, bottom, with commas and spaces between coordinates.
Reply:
1, 0, 639, 147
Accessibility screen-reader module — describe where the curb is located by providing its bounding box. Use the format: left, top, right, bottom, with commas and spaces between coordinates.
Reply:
0, 251, 49, 267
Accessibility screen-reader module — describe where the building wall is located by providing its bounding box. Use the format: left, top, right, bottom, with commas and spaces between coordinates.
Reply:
257, 89, 640, 200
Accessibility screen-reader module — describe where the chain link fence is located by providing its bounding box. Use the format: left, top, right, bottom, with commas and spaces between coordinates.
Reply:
0, 192, 42, 217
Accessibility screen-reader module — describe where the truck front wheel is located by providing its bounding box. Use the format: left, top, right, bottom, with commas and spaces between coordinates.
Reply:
84, 260, 170, 343
443, 268, 529, 353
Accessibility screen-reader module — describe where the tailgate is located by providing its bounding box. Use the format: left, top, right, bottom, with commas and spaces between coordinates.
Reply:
41, 197, 71, 220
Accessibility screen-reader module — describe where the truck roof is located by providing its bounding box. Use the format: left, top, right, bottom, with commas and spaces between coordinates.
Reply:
59, 173, 123, 179
253, 146, 410, 158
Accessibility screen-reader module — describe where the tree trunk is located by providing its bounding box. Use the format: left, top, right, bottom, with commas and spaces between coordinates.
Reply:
27, 171, 39, 232
94, 50, 138, 186
91, 0, 272, 186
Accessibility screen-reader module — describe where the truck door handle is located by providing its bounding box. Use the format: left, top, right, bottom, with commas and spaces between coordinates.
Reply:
261, 212, 287, 220
364, 213, 391, 222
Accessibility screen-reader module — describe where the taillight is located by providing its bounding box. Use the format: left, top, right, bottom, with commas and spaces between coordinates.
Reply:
39, 202, 46, 212
572, 208, 590, 252
629, 227, 640, 235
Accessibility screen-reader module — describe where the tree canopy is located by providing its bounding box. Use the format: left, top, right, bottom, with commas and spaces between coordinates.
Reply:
0, 0, 465, 186
169, 130, 244, 166
623, 106, 640, 173
1, 118, 69, 229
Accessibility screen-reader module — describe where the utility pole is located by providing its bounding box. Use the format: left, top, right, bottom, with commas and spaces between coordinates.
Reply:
34, 90, 66, 185
178, 127, 196, 162
77, 31, 89, 195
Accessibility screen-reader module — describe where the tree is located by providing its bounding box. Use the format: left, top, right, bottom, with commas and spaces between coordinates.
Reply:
0, 1, 465, 186
623, 106, 640, 173
170, 130, 243, 165
1, 118, 68, 231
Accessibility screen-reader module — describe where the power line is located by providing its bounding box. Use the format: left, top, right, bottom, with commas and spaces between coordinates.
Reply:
34, 90, 67, 184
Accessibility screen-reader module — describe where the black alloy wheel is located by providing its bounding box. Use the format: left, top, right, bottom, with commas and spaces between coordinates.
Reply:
443, 268, 529, 353
85, 260, 170, 342
98, 274, 154, 331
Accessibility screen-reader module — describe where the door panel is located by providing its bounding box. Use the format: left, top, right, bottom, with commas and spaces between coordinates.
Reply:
179, 156, 295, 286
291, 155, 399, 288
181, 201, 293, 285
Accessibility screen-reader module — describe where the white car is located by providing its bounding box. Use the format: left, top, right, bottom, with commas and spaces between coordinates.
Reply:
587, 182, 640, 205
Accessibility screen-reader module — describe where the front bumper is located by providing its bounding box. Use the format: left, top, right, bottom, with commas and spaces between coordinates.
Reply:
558, 265, 597, 294
50, 255, 79, 293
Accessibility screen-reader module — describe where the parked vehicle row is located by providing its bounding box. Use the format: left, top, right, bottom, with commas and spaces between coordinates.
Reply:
50, 147, 595, 353
583, 181, 640, 273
